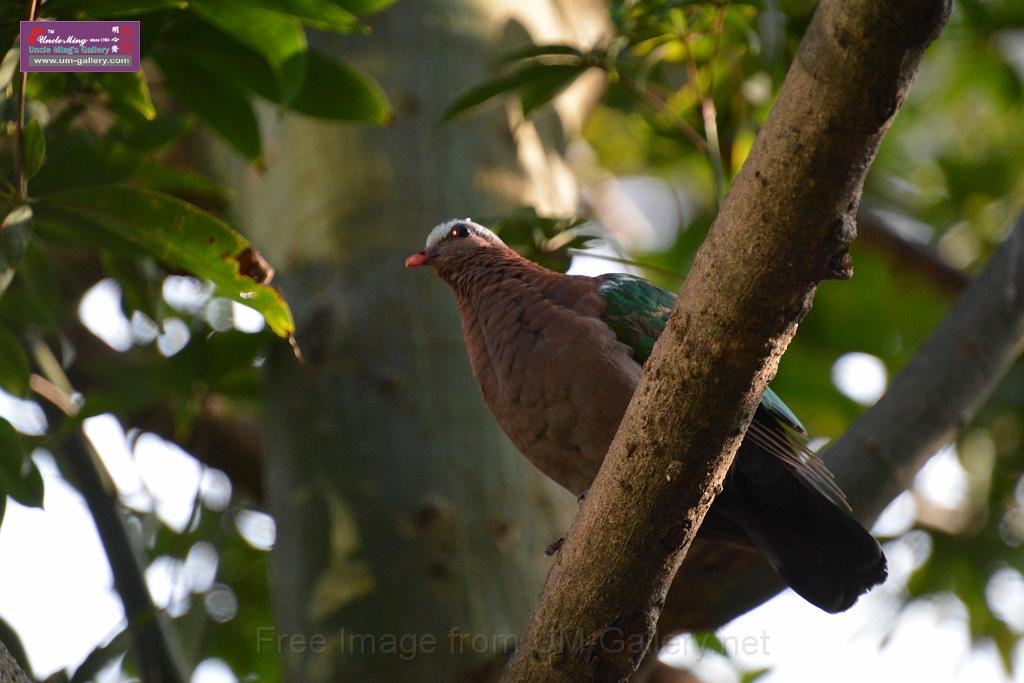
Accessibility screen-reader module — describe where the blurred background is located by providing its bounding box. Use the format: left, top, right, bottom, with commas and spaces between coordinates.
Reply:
0, 0, 1022, 681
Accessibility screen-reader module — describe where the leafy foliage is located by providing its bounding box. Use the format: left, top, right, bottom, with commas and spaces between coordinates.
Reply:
0, 0, 393, 678
487, 208, 590, 272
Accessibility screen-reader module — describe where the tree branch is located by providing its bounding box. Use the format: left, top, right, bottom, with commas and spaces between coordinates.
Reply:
61, 432, 190, 683
857, 210, 968, 296
0, 637, 30, 683
831, 213, 1024, 514
501, 1, 950, 680
14, 0, 40, 201
657, 209, 1024, 634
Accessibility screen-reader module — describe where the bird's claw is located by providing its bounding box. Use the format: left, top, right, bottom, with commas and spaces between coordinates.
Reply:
545, 537, 565, 556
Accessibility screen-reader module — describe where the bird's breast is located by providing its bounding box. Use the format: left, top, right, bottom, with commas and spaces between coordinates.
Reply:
456, 281, 641, 495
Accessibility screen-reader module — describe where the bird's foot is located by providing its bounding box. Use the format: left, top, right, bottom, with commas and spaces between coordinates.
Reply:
577, 490, 588, 505
545, 537, 565, 556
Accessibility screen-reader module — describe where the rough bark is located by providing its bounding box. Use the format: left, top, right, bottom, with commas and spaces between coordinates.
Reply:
0, 639, 29, 683
657, 211, 1024, 633
204, 1, 608, 680
502, 1, 950, 681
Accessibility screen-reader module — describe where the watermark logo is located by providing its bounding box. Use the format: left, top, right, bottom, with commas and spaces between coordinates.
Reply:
254, 626, 772, 662
20, 21, 140, 72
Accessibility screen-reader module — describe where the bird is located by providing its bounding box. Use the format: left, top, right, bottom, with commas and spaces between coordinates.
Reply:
405, 218, 887, 613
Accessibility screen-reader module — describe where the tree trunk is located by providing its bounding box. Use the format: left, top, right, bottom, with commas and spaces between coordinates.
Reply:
206, 1, 607, 680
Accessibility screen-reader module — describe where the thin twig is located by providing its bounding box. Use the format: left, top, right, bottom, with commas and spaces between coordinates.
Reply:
676, 8, 727, 205
29, 374, 77, 416
14, 0, 40, 201
706, 7, 727, 198
619, 78, 709, 153
566, 248, 682, 279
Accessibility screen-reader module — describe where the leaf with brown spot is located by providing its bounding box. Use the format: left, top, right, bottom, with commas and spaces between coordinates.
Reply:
36, 186, 294, 336
235, 246, 274, 285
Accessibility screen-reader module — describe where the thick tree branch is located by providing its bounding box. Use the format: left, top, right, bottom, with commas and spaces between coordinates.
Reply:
658, 210, 1024, 634
0, 638, 29, 683
502, 1, 950, 680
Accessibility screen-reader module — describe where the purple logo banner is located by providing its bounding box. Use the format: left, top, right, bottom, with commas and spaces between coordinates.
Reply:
20, 21, 140, 72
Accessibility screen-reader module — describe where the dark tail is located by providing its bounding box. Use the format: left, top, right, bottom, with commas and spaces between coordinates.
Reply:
709, 446, 888, 613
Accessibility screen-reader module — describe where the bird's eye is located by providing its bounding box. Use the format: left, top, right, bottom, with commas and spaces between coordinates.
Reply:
449, 223, 471, 239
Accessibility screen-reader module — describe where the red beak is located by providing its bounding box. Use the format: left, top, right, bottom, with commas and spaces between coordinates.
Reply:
405, 251, 430, 268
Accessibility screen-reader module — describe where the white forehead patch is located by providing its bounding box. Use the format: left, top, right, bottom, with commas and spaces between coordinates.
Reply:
425, 218, 506, 249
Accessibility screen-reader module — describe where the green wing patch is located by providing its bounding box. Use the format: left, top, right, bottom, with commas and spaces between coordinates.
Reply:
596, 273, 675, 364
596, 272, 846, 508
760, 387, 807, 434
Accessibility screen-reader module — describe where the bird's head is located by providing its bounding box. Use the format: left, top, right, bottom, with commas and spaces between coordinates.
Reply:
404, 218, 509, 271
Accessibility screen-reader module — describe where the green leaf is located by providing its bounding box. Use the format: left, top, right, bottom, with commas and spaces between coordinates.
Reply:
289, 51, 391, 122
190, 0, 308, 105
740, 667, 772, 683
0, 417, 42, 509
0, 205, 32, 298
8, 459, 43, 508
156, 53, 262, 162
233, 0, 361, 33
134, 161, 231, 200
108, 116, 191, 153
519, 63, 588, 116
44, 0, 187, 18
0, 329, 29, 397
0, 241, 61, 330
0, 46, 20, 91
38, 187, 294, 336
22, 119, 45, 182
158, 19, 389, 122
441, 72, 531, 123
694, 631, 728, 656
30, 131, 140, 194
24, 72, 70, 103
0, 417, 13, 476
0, 6, 18, 59
441, 62, 587, 123
332, 0, 395, 14
492, 44, 585, 66
156, 18, 274, 97
91, 70, 158, 121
